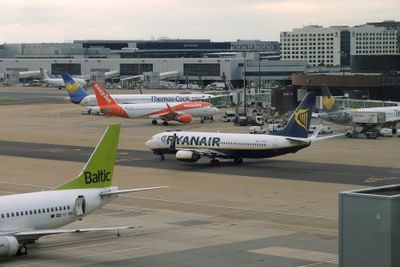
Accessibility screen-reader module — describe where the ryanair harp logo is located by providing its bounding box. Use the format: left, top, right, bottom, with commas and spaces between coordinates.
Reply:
322, 96, 335, 111
294, 108, 309, 130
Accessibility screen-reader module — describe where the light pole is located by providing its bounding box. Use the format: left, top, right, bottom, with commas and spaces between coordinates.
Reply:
243, 52, 247, 117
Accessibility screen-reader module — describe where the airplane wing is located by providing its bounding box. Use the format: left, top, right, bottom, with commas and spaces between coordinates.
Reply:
4, 226, 138, 242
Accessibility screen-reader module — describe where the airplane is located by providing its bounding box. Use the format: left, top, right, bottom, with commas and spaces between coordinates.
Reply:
61, 73, 216, 107
145, 92, 330, 165
41, 69, 87, 89
318, 85, 400, 126
93, 81, 219, 125
0, 124, 166, 256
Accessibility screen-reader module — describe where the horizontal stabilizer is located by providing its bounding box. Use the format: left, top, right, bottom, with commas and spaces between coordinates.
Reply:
100, 186, 168, 196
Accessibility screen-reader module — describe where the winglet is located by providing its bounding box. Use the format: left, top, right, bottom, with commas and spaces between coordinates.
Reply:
54, 124, 121, 190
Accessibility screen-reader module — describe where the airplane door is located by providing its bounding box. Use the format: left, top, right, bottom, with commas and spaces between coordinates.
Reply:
74, 196, 86, 217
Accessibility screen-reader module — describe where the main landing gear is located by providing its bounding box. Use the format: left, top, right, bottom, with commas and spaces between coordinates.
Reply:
152, 120, 169, 126
16, 244, 28, 256
210, 158, 220, 166
233, 158, 243, 165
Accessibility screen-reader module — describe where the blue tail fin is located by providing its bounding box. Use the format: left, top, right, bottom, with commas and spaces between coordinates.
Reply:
272, 91, 316, 138
320, 85, 340, 113
61, 73, 88, 104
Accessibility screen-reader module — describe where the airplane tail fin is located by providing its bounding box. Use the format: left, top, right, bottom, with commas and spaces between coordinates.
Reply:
272, 91, 316, 138
93, 82, 118, 107
54, 124, 120, 190
320, 85, 340, 113
40, 68, 50, 81
61, 73, 88, 104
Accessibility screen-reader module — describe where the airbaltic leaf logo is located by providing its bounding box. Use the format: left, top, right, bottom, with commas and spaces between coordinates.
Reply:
294, 108, 309, 130
66, 82, 80, 94
322, 96, 335, 111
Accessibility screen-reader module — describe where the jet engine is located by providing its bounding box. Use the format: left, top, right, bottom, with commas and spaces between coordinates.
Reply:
178, 114, 192, 123
176, 150, 200, 162
101, 105, 127, 118
0, 236, 19, 256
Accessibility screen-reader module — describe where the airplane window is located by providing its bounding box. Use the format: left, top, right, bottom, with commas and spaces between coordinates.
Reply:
55, 207, 58, 211
20, 212, 24, 216
34, 210, 37, 214
47, 208, 50, 212
59, 206, 62, 211
6, 213, 9, 218
29, 210, 33, 215
11, 213, 14, 217
68, 205, 70, 210
63, 206, 66, 210
25, 211, 28, 215
38, 210, 41, 214
16, 212, 19, 216
1, 214, 3, 218
51, 208, 54, 212
42, 209, 45, 213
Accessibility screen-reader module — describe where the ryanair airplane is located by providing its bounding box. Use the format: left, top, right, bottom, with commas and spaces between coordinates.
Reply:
146, 92, 320, 165
0, 125, 166, 256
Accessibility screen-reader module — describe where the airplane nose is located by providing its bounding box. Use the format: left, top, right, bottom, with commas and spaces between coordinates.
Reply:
145, 139, 153, 149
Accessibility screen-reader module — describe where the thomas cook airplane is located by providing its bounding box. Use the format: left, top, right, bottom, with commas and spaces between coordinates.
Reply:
92, 82, 219, 125
0, 124, 166, 256
146, 92, 327, 165
61, 73, 215, 107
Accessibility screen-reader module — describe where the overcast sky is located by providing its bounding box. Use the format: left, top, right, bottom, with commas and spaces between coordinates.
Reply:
1, 0, 399, 43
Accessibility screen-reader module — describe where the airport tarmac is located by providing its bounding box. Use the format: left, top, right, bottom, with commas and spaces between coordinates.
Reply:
0, 86, 399, 266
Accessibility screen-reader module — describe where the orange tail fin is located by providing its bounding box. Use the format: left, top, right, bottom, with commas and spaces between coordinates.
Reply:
93, 82, 117, 107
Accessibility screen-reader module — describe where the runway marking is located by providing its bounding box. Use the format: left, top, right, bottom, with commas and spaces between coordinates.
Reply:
8, 246, 146, 267
35, 241, 114, 254
297, 259, 338, 267
0, 181, 52, 190
249, 247, 337, 262
119, 195, 338, 220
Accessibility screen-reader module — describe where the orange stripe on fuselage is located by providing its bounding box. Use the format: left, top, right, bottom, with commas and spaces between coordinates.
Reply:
144, 101, 211, 117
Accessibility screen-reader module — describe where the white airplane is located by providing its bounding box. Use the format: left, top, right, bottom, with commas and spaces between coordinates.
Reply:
319, 85, 400, 125
61, 73, 215, 106
146, 92, 334, 165
41, 69, 87, 89
0, 124, 166, 256
93, 82, 219, 125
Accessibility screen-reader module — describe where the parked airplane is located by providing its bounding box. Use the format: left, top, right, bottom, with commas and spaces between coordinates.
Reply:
146, 92, 324, 165
318, 85, 400, 126
93, 82, 219, 125
61, 73, 215, 107
0, 124, 166, 256
41, 69, 87, 89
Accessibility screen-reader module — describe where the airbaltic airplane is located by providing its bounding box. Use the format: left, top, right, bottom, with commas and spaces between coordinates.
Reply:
0, 124, 165, 256
318, 85, 400, 125
146, 92, 321, 165
93, 82, 219, 125
61, 73, 215, 106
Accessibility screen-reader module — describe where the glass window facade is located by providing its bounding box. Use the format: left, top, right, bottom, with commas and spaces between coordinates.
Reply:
120, 63, 153, 75
51, 63, 81, 75
183, 63, 220, 76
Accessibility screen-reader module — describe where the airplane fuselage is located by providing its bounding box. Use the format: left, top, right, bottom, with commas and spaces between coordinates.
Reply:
146, 131, 310, 159
79, 94, 214, 106
0, 187, 117, 233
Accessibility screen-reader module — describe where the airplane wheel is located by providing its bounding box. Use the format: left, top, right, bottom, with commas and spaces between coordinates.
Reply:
233, 158, 243, 165
200, 117, 205, 124
210, 159, 220, 166
162, 121, 169, 126
17, 245, 28, 256
159, 154, 165, 161
152, 120, 158, 125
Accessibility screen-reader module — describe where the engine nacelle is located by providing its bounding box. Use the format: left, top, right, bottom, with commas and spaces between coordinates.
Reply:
176, 150, 200, 162
0, 236, 19, 256
101, 106, 128, 118
178, 114, 192, 123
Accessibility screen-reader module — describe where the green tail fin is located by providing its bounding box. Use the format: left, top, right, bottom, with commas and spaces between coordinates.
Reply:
54, 124, 121, 190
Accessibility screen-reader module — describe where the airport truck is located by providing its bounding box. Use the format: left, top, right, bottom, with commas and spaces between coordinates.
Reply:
345, 112, 386, 139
